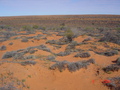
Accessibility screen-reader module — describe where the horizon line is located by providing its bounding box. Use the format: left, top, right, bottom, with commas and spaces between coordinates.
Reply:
0, 14, 120, 17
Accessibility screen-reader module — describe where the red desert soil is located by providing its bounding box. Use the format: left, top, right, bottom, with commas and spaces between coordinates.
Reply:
0, 31, 120, 90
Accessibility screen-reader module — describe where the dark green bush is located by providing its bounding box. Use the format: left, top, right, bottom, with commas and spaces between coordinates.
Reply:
64, 29, 74, 42
33, 25, 39, 29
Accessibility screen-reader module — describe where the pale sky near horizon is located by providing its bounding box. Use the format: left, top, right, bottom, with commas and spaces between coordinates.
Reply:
0, 0, 120, 16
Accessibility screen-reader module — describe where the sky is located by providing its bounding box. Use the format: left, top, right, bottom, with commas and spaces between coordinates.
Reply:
0, 0, 120, 16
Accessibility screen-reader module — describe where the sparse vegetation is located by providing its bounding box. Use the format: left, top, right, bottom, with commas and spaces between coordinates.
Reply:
0, 15, 120, 90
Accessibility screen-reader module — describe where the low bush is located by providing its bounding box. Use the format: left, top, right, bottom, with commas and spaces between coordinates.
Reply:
33, 25, 39, 29
46, 40, 68, 45
37, 44, 51, 52
103, 64, 120, 73
9, 42, 13, 45
56, 51, 71, 56
21, 38, 28, 42
21, 60, 36, 66
23, 55, 36, 60
2, 51, 17, 59
22, 25, 32, 31
99, 32, 120, 45
37, 34, 44, 37
34, 36, 40, 40
59, 36, 69, 43
2, 45, 51, 60
82, 37, 92, 42
52, 45, 61, 49
50, 59, 95, 72
46, 55, 57, 62
13, 52, 25, 60
116, 57, 120, 65
65, 41, 79, 51
64, 29, 74, 42
49, 60, 69, 72
87, 58, 95, 64
74, 52, 91, 58
29, 49, 38, 54
0, 84, 18, 90
0, 45, 6, 50
57, 32, 65, 36
103, 77, 120, 90
96, 50, 118, 56
46, 40, 56, 44
104, 50, 118, 56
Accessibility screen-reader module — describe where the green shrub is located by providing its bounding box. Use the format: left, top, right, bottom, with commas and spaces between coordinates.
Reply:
84, 27, 94, 31
64, 29, 74, 42
22, 25, 32, 31
33, 25, 39, 29
116, 27, 120, 30
42, 27, 46, 30
59, 23, 65, 30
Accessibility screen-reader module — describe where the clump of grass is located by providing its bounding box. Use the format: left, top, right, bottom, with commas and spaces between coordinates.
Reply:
27, 86, 30, 89
22, 79, 26, 82
28, 75, 31, 78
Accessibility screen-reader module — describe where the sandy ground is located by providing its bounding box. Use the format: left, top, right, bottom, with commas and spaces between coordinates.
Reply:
0, 31, 120, 90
